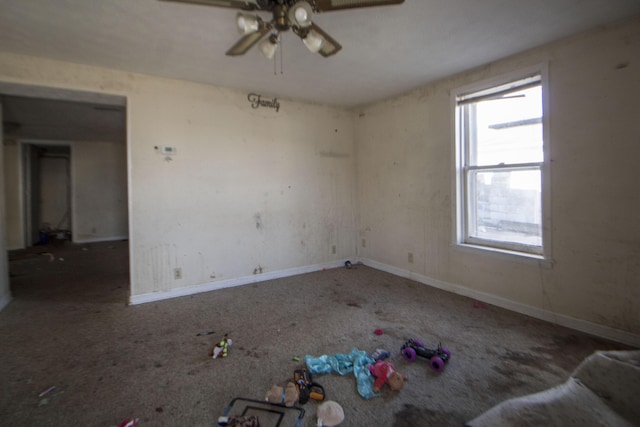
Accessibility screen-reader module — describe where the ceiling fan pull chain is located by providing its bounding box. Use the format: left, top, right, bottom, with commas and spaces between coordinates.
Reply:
280, 34, 284, 75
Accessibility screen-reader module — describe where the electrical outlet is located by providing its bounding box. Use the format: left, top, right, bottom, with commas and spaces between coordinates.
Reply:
332, 245, 336, 254
361, 238, 366, 248
408, 252, 414, 263
174, 268, 182, 280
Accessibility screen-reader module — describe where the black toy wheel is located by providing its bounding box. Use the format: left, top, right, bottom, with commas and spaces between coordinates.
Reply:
412, 339, 425, 348
402, 347, 417, 362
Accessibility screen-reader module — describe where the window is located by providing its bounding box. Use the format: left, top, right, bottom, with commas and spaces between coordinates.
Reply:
454, 71, 548, 257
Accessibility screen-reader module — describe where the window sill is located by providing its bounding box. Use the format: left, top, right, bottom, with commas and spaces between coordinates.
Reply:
453, 242, 554, 269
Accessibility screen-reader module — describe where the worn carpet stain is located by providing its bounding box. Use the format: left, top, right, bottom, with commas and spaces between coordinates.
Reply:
393, 403, 461, 426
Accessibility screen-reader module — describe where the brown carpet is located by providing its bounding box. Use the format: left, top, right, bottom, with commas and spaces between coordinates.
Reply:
0, 240, 632, 426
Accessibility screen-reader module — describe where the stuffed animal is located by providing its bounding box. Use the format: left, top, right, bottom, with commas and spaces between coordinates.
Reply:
369, 360, 408, 392
210, 334, 232, 359
265, 382, 298, 407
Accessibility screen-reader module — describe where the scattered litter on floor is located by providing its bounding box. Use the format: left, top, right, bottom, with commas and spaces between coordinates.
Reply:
344, 261, 352, 269
38, 386, 55, 397
225, 415, 260, 426
40, 252, 55, 262
117, 418, 139, 427
369, 360, 408, 393
317, 400, 344, 427
292, 356, 300, 362
370, 348, 390, 361
473, 301, 488, 309
265, 383, 298, 407
211, 333, 232, 359
305, 348, 377, 399
196, 330, 216, 336
374, 328, 384, 335
293, 367, 325, 403
36, 385, 65, 406
218, 397, 304, 427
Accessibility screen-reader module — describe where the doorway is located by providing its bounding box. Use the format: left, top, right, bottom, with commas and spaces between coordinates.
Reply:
22, 143, 72, 246
1, 82, 129, 305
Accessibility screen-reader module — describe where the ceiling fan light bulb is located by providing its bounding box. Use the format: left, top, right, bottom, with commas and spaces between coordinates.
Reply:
236, 13, 260, 35
289, 1, 313, 28
295, 8, 308, 22
303, 29, 325, 53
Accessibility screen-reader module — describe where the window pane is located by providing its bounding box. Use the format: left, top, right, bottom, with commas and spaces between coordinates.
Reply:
469, 168, 542, 247
471, 86, 543, 166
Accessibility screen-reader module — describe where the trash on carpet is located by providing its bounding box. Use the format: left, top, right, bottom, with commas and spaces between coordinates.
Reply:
305, 348, 378, 399
317, 400, 344, 427
265, 382, 298, 407
38, 386, 55, 397
117, 419, 139, 427
211, 333, 232, 359
369, 360, 408, 393
370, 348, 390, 361
218, 397, 305, 427
293, 368, 325, 403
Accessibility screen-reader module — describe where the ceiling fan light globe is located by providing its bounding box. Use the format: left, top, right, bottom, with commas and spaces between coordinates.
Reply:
259, 36, 278, 59
303, 29, 325, 53
288, 1, 313, 28
236, 13, 260, 35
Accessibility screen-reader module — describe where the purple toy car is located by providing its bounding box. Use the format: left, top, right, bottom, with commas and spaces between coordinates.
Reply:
401, 338, 451, 372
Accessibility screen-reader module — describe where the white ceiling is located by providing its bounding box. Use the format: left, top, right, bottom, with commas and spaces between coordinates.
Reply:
1, 0, 639, 108
0, 0, 639, 142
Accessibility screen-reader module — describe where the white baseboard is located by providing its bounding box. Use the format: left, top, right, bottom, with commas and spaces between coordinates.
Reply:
358, 258, 640, 348
73, 235, 128, 244
0, 292, 12, 312
129, 259, 348, 306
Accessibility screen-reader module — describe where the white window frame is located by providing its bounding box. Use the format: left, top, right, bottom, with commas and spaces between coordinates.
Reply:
452, 65, 552, 264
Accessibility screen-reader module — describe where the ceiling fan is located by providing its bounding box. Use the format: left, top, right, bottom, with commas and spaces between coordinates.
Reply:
159, 0, 405, 58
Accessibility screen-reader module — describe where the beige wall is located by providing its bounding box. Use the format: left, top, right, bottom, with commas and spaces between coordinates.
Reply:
73, 141, 128, 243
355, 17, 640, 339
0, 51, 357, 300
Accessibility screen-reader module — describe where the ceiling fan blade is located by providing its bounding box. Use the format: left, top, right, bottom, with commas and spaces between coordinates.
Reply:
225, 26, 271, 56
301, 22, 342, 57
314, 0, 404, 12
158, 0, 261, 10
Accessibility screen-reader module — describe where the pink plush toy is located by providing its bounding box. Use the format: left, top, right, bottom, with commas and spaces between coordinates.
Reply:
369, 360, 408, 393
